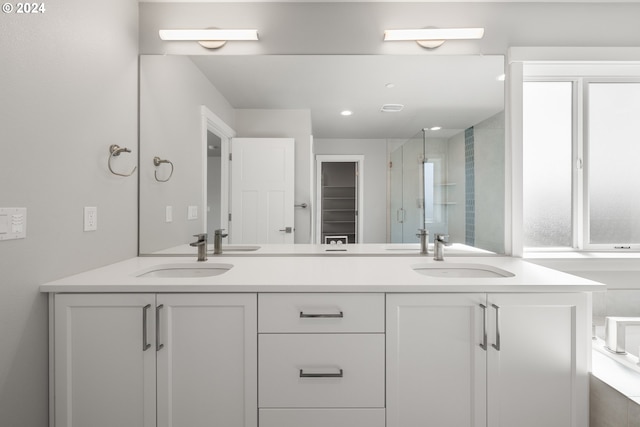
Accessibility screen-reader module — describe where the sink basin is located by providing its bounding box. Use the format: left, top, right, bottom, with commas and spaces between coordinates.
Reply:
219, 245, 260, 252
135, 263, 233, 278
412, 263, 514, 278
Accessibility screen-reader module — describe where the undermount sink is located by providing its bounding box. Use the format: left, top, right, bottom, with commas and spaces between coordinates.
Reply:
135, 263, 233, 278
412, 263, 514, 278
218, 245, 260, 252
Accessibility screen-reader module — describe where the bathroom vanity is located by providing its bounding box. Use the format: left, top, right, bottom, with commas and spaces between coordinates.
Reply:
41, 255, 603, 427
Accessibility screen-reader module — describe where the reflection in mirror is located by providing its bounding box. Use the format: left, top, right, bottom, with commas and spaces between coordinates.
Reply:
207, 131, 222, 237
139, 54, 505, 255
390, 111, 505, 255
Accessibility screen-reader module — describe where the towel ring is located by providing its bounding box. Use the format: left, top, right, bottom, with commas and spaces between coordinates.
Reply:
108, 145, 137, 177
153, 156, 174, 182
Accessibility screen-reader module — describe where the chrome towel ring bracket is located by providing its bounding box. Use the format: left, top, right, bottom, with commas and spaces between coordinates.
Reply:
108, 144, 137, 177
153, 156, 174, 182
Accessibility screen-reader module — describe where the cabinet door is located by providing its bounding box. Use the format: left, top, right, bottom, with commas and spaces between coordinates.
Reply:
486, 293, 589, 427
156, 294, 257, 427
54, 293, 156, 427
386, 293, 487, 427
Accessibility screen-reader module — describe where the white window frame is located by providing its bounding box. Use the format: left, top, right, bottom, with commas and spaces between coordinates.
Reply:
522, 77, 580, 251
520, 72, 640, 252
582, 78, 640, 251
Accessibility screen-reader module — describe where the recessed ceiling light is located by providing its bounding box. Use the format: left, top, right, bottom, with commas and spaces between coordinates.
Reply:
496, 74, 506, 81
430, 126, 442, 131
380, 104, 404, 113
385, 83, 396, 89
340, 110, 353, 116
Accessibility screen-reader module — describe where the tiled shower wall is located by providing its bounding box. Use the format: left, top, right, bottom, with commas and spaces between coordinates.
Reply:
464, 126, 475, 247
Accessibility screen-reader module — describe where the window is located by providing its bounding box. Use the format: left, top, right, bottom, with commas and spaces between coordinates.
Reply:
523, 81, 573, 248
587, 82, 640, 246
523, 79, 640, 251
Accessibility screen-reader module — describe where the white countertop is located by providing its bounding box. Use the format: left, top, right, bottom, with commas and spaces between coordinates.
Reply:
40, 255, 605, 293
153, 242, 495, 256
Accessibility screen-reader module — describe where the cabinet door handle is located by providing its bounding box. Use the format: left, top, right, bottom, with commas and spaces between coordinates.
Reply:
491, 303, 501, 351
299, 368, 344, 378
299, 311, 344, 318
156, 304, 165, 351
142, 304, 152, 351
479, 304, 488, 351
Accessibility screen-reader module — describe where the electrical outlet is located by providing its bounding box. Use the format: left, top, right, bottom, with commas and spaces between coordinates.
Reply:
84, 207, 97, 231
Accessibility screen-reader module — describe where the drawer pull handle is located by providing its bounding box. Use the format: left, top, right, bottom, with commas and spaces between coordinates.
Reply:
299, 369, 344, 378
299, 311, 344, 318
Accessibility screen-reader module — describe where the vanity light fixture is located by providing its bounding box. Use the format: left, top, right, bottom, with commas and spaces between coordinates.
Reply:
158, 29, 259, 49
383, 27, 484, 49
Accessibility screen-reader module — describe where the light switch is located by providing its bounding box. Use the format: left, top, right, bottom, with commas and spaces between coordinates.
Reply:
188, 205, 198, 220
0, 214, 8, 234
0, 208, 26, 240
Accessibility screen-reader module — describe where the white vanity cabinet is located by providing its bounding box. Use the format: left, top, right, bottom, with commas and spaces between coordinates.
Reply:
51, 293, 257, 427
386, 292, 590, 427
257, 293, 386, 427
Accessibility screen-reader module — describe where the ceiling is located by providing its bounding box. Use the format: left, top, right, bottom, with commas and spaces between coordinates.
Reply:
190, 54, 505, 139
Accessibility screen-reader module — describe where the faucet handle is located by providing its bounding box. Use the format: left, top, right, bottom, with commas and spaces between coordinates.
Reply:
435, 234, 451, 245
192, 233, 207, 242
214, 229, 228, 237
416, 228, 429, 237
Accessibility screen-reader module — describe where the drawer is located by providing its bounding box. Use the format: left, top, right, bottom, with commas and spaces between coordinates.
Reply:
259, 409, 385, 427
258, 334, 384, 408
258, 293, 384, 333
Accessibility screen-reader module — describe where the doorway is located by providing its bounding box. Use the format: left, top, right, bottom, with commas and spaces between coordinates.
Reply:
315, 155, 364, 244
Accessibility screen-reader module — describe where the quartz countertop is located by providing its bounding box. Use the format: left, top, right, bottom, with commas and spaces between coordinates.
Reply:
152, 242, 495, 256
40, 255, 605, 293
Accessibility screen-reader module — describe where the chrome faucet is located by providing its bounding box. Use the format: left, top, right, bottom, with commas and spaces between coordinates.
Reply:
433, 234, 450, 261
416, 229, 429, 255
189, 233, 208, 262
604, 316, 640, 354
213, 229, 228, 255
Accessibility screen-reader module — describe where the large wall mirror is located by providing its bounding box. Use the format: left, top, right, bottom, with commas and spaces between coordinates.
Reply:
139, 54, 505, 255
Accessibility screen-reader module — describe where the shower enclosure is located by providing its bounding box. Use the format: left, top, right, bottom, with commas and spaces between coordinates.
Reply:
390, 129, 454, 244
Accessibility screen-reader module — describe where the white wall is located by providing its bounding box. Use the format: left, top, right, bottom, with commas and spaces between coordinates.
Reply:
314, 139, 387, 243
446, 112, 505, 253
234, 109, 313, 243
139, 55, 235, 253
139, 2, 640, 56
0, 0, 138, 425
475, 112, 505, 253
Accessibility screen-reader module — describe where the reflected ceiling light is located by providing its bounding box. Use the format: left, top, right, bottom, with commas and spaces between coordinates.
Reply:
340, 110, 353, 116
430, 126, 442, 131
380, 104, 404, 113
158, 29, 259, 49
383, 27, 484, 49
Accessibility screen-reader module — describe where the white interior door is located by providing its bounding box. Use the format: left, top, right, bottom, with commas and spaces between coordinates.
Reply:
230, 138, 295, 244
